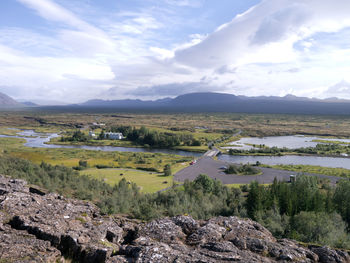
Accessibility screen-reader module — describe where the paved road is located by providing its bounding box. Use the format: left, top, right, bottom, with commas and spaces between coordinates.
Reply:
174, 157, 343, 184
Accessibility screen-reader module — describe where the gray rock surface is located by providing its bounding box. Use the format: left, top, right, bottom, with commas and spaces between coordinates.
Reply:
1, 175, 349, 262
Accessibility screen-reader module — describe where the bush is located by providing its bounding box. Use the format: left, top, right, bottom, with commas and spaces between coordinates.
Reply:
96, 164, 112, 169
225, 164, 260, 175
290, 212, 350, 248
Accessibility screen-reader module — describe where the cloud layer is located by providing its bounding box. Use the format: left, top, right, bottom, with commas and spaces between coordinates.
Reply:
1, 0, 350, 103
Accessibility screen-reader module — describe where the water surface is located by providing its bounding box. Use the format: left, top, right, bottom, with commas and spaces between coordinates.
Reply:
0, 130, 202, 157
225, 135, 350, 150
218, 154, 350, 169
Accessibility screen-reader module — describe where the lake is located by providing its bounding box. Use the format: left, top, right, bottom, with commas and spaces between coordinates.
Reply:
218, 154, 350, 169
224, 135, 350, 150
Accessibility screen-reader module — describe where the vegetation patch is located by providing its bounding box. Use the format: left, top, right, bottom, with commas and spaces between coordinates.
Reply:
264, 164, 350, 178
80, 168, 173, 193
3, 155, 350, 249
224, 164, 261, 175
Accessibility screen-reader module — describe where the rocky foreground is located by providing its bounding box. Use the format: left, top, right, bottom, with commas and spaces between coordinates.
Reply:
0, 175, 349, 263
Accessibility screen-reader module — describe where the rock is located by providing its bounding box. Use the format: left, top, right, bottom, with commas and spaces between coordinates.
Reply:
187, 222, 226, 245
138, 218, 186, 244
171, 215, 199, 235
0, 175, 350, 263
310, 246, 350, 263
0, 211, 63, 262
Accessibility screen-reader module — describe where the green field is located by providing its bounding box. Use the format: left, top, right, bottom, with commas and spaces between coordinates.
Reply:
80, 168, 174, 193
0, 137, 191, 173
264, 164, 350, 178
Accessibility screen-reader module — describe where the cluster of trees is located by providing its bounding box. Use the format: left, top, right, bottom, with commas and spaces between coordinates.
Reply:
109, 125, 201, 148
2, 155, 350, 248
60, 130, 89, 142
225, 164, 260, 175
246, 176, 350, 248
294, 144, 350, 155
229, 146, 290, 155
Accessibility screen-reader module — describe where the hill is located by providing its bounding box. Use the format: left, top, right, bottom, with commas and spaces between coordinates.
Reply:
0, 92, 21, 107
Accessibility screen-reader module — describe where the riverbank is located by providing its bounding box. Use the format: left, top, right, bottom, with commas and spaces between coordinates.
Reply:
226, 151, 350, 159
262, 164, 350, 178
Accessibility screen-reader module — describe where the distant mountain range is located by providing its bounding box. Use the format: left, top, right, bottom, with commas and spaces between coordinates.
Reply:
78, 92, 350, 115
2, 91, 350, 115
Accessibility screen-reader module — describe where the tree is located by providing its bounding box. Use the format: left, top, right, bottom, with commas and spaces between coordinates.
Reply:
290, 211, 350, 248
246, 181, 265, 220
194, 174, 214, 193
98, 130, 105, 140
164, 164, 172, 176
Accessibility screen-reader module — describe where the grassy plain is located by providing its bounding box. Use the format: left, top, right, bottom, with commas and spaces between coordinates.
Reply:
80, 168, 174, 193
0, 137, 191, 173
264, 164, 350, 178
2, 111, 350, 138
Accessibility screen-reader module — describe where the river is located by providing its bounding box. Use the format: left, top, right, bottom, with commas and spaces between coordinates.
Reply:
0, 130, 202, 157
1, 130, 350, 169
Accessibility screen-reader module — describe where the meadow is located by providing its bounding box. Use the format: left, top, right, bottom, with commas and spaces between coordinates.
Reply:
80, 168, 175, 193
0, 137, 191, 174
265, 164, 350, 178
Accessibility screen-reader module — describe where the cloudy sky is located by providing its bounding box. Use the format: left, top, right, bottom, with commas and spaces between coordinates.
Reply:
1, 0, 350, 104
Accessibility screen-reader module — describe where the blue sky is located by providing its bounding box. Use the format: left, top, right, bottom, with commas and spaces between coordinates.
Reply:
1, 0, 350, 104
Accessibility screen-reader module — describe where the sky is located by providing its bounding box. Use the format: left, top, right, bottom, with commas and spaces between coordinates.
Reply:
1, 0, 350, 104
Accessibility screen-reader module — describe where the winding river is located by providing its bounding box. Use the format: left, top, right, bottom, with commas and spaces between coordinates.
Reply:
0, 130, 202, 157
1, 130, 350, 169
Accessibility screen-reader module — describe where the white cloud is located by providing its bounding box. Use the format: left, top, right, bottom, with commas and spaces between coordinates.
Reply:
174, 0, 350, 69
324, 80, 350, 98
2, 0, 350, 102
17, 0, 101, 35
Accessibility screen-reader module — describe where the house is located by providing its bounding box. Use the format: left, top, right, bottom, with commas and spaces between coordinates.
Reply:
104, 132, 123, 140
89, 131, 96, 137
92, 122, 106, 127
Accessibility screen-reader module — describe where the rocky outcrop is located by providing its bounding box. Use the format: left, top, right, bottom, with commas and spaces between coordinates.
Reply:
0, 175, 349, 263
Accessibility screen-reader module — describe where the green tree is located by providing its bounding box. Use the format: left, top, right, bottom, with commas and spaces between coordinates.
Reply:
98, 130, 105, 140
290, 211, 350, 248
164, 164, 172, 176
193, 174, 214, 193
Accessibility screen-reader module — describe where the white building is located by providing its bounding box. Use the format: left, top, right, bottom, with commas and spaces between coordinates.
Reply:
89, 131, 96, 137
104, 132, 123, 140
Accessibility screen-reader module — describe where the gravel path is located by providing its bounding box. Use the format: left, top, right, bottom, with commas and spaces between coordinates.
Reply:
174, 157, 343, 184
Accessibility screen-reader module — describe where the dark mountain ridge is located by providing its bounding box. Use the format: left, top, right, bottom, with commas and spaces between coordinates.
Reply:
76, 92, 350, 115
